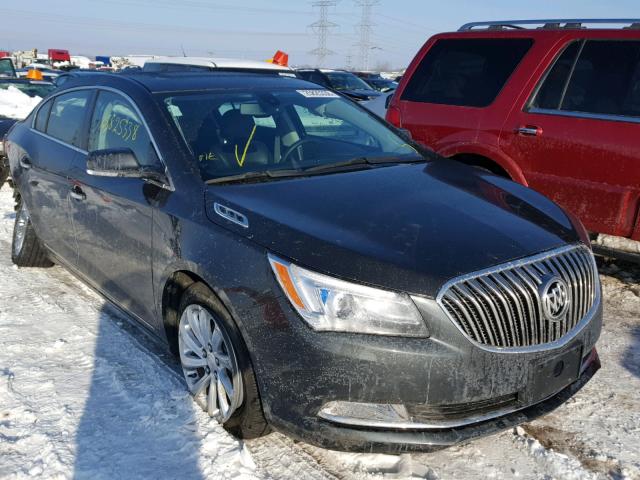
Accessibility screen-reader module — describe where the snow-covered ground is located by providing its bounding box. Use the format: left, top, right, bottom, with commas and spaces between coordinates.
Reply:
0, 185, 638, 479
0, 87, 42, 120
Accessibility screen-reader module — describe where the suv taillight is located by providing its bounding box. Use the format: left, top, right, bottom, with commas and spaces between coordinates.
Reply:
386, 104, 402, 128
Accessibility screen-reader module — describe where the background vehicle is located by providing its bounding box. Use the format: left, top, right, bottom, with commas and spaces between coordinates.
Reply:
6, 71, 601, 452
388, 19, 640, 256
296, 68, 381, 101
48, 48, 71, 65
0, 77, 55, 188
0, 58, 17, 78
16, 64, 61, 81
143, 56, 294, 75
361, 90, 394, 117
353, 71, 398, 92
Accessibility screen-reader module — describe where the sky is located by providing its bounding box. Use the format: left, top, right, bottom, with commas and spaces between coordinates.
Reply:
1, 0, 639, 69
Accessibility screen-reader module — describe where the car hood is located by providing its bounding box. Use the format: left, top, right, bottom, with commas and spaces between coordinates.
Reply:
205, 160, 581, 297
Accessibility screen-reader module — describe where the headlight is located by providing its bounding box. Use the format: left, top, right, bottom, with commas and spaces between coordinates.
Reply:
268, 254, 427, 337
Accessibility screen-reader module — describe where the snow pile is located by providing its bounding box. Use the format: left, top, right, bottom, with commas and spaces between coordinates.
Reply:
0, 86, 42, 119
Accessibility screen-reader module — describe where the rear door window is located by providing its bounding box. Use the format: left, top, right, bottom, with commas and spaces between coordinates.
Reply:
530, 42, 581, 110
46, 90, 92, 147
34, 99, 53, 132
561, 41, 640, 118
401, 38, 533, 107
88, 90, 156, 166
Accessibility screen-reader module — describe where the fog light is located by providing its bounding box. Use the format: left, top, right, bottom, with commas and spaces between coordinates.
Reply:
318, 401, 410, 428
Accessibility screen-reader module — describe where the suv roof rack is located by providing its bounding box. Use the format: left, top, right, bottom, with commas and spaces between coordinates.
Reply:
459, 19, 640, 31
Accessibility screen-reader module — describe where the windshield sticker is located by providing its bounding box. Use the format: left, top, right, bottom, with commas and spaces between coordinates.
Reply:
296, 89, 339, 98
100, 114, 141, 142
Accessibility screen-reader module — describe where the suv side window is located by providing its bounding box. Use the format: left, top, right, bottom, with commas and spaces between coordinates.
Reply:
88, 90, 156, 166
46, 90, 92, 147
401, 38, 533, 107
531, 42, 581, 110
561, 40, 640, 117
34, 99, 53, 132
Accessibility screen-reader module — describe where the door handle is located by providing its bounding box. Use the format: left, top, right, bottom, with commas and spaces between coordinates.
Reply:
19, 157, 32, 169
70, 185, 86, 201
516, 126, 543, 136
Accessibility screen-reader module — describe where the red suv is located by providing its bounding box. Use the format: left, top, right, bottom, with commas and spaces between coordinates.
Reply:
388, 19, 640, 243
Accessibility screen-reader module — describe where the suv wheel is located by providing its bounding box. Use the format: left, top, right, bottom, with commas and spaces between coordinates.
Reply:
178, 282, 269, 439
11, 197, 53, 268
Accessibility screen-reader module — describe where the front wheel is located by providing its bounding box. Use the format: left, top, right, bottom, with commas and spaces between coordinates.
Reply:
11, 198, 53, 268
178, 282, 269, 439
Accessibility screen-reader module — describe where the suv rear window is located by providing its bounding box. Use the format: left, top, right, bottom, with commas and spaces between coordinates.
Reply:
401, 38, 533, 107
531, 40, 640, 119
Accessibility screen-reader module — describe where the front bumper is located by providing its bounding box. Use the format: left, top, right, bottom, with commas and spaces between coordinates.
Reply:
273, 350, 599, 453
234, 273, 603, 453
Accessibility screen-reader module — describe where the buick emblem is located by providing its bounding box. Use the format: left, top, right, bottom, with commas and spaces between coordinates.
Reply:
540, 276, 570, 322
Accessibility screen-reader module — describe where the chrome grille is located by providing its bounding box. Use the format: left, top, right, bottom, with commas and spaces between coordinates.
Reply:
438, 245, 598, 349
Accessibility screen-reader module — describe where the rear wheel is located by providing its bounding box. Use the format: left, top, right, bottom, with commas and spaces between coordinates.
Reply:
178, 282, 269, 439
11, 197, 53, 268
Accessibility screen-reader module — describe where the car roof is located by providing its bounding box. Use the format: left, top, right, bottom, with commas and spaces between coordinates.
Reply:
144, 56, 292, 71
56, 71, 323, 94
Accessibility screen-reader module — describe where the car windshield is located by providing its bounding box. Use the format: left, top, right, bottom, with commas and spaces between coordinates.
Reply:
0, 59, 16, 78
161, 88, 422, 182
325, 72, 374, 91
0, 80, 55, 98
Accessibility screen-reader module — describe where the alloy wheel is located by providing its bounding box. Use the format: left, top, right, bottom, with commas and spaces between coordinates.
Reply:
178, 304, 243, 422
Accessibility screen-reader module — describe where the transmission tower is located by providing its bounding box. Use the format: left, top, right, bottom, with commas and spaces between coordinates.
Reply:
309, 1, 339, 67
354, 0, 379, 71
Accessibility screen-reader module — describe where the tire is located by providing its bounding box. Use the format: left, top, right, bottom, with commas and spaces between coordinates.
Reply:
11, 196, 53, 268
0, 160, 9, 190
177, 282, 269, 439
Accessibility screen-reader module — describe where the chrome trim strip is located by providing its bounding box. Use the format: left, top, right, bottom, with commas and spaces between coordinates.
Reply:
459, 18, 640, 31
31, 85, 175, 191
527, 107, 640, 125
318, 404, 526, 430
213, 202, 249, 228
436, 244, 601, 354
30, 129, 88, 154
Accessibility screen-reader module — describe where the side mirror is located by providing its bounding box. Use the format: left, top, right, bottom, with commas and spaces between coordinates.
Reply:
87, 148, 166, 183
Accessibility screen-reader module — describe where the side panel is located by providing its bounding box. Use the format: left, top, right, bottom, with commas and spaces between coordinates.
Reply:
68, 159, 159, 329
9, 125, 80, 264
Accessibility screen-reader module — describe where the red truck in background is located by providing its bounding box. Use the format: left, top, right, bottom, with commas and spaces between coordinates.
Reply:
48, 49, 70, 64
388, 19, 640, 257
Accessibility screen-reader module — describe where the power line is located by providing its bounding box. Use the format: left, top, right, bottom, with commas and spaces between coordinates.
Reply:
309, 1, 339, 67
354, 0, 379, 71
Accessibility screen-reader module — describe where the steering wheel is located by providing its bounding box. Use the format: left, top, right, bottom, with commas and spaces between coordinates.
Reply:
280, 138, 318, 167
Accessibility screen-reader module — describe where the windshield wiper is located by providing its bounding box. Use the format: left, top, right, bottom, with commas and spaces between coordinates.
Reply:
302, 155, 424, 174
206, 168, 304, 185
206, 156, 425, 184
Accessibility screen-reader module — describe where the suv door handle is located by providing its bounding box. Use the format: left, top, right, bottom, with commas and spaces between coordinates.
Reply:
19, 157, 32, 169
516, 126, 543, 136
70, 185, 86, 201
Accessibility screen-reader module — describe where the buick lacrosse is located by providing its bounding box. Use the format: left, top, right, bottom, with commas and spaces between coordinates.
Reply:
6, 72, 601, 452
